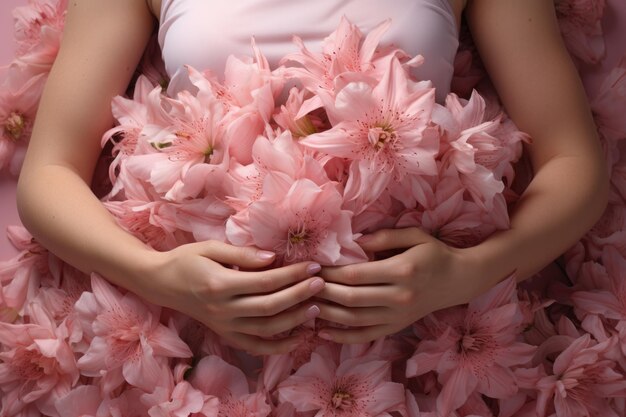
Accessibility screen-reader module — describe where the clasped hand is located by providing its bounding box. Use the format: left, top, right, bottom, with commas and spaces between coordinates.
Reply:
142, 228, 480, 355
314, 227, 480, 344
142, 240, 325, 356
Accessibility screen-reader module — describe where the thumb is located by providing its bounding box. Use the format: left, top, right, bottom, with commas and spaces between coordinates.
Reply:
189, 240, 276, 268
357, 227, 435, 251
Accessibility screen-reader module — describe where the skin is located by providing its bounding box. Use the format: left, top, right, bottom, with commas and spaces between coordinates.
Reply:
315, 0, 609, 343
17, 0, 325, 355
16, 0, 607, 352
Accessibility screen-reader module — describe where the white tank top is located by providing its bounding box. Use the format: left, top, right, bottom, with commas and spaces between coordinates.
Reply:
158, 0, 459, 102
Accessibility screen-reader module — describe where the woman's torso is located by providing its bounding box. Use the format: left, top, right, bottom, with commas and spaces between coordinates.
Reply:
152, 0, 462, 102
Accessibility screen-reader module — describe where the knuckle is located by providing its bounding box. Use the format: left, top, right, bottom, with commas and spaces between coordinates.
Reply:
342, 311, 363, 327
258, 300, 280, 317
376, 229, 391, 244
203, 275, 227, 297
397, 261, 417, 280
256, 273, 274, 293
236, 245, 254, 260
341, 289, 358, 306
343, 267, 360, 285
202, 239, 220, 254
394, 290, 414, 307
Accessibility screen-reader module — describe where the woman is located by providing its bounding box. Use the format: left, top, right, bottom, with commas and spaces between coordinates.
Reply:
15, 0, 607, 358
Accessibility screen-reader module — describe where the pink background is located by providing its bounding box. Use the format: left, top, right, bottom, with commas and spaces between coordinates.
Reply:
0, 1, 625, 261
0, 0, 26, 259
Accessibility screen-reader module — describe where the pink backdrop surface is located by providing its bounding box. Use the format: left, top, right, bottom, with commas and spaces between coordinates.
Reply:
0, 0, 26, 259
0, 1, 625, 261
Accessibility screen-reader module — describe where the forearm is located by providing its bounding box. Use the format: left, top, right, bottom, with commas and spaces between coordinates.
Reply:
16, 165, 158, 295
462, 151, 608, 296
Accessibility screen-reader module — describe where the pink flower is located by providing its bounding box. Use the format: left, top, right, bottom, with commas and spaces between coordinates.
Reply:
139, 83, 232, 197
99, 387, 152, 417
0, 257, 38, 323
141, 363, 219, 417
590, 58, 626, 142
184, 46, 280, 165
213, 39, 283, 112
0, 70, 46, 174
53, 385, 101, 417
76, 274, 192, 394
301, 57, 437, 209
12, 0, 67, 74
406, 277, 536, 417
102, 75, 155, 192
450, 50, 485, 99
535, 335, 626, 417
277, 349, 405, 416
273, 87, 330, 139
225, 130, 332, 219
281, 16, 395, 95
554, 0, 606, 64
188, 355, 271, 417
570, 247, 626, 322
103, 199, 191, 251
434, 91, 527, 210
261, 325, 337, 392
412, 168, 509, 248
0, 303, 78, 417
25, 261, 90, 348
227, 175, 366, 266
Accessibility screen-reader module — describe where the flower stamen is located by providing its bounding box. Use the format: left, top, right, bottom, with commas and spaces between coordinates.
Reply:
5, 112, 26, 141
331, 390, 354, 410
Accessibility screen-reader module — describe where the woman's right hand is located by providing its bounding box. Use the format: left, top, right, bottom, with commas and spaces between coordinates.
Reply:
142, 241, 324, 355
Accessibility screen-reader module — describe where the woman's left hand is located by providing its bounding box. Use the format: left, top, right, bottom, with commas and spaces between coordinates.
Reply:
315, 227, 485, 343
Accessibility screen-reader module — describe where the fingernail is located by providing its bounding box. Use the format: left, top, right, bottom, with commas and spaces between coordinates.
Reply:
318, 331, 333, 341
306, 263, 321, 275
305, 305, 320, 319
309, 278, 325, 292
256, 250, 275, 260
356, 234, 374, 244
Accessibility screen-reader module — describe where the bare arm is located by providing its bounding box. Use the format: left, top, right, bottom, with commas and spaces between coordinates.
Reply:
17, 0, 159, 293
463, 0, 608, 292
16, 0, 323, 354
315, 0, 609, 343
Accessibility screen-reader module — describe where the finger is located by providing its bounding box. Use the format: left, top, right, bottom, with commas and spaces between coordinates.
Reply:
191, 240, 278, 269
224, 332, 302, 356
234, 303, 321, 338
225, 262, 323, 296
320, 258, 396, 286
316, 303, 389, 327
317, 282, 398, 307
317, 325, 393, 344
357, 227, 435, 252
232, 276, 325, 316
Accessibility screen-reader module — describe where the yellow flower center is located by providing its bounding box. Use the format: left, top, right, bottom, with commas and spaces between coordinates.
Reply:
5, 112, 26, 141
331, 391, 353, 410
368, 125, 396, 149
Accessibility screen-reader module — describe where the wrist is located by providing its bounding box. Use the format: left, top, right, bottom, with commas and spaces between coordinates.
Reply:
96, 243, 167, 303
124, 246, 173, 305
451, 244, 508, 303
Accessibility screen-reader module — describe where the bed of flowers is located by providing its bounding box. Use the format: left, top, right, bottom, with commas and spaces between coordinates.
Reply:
0, 0, 625, 416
